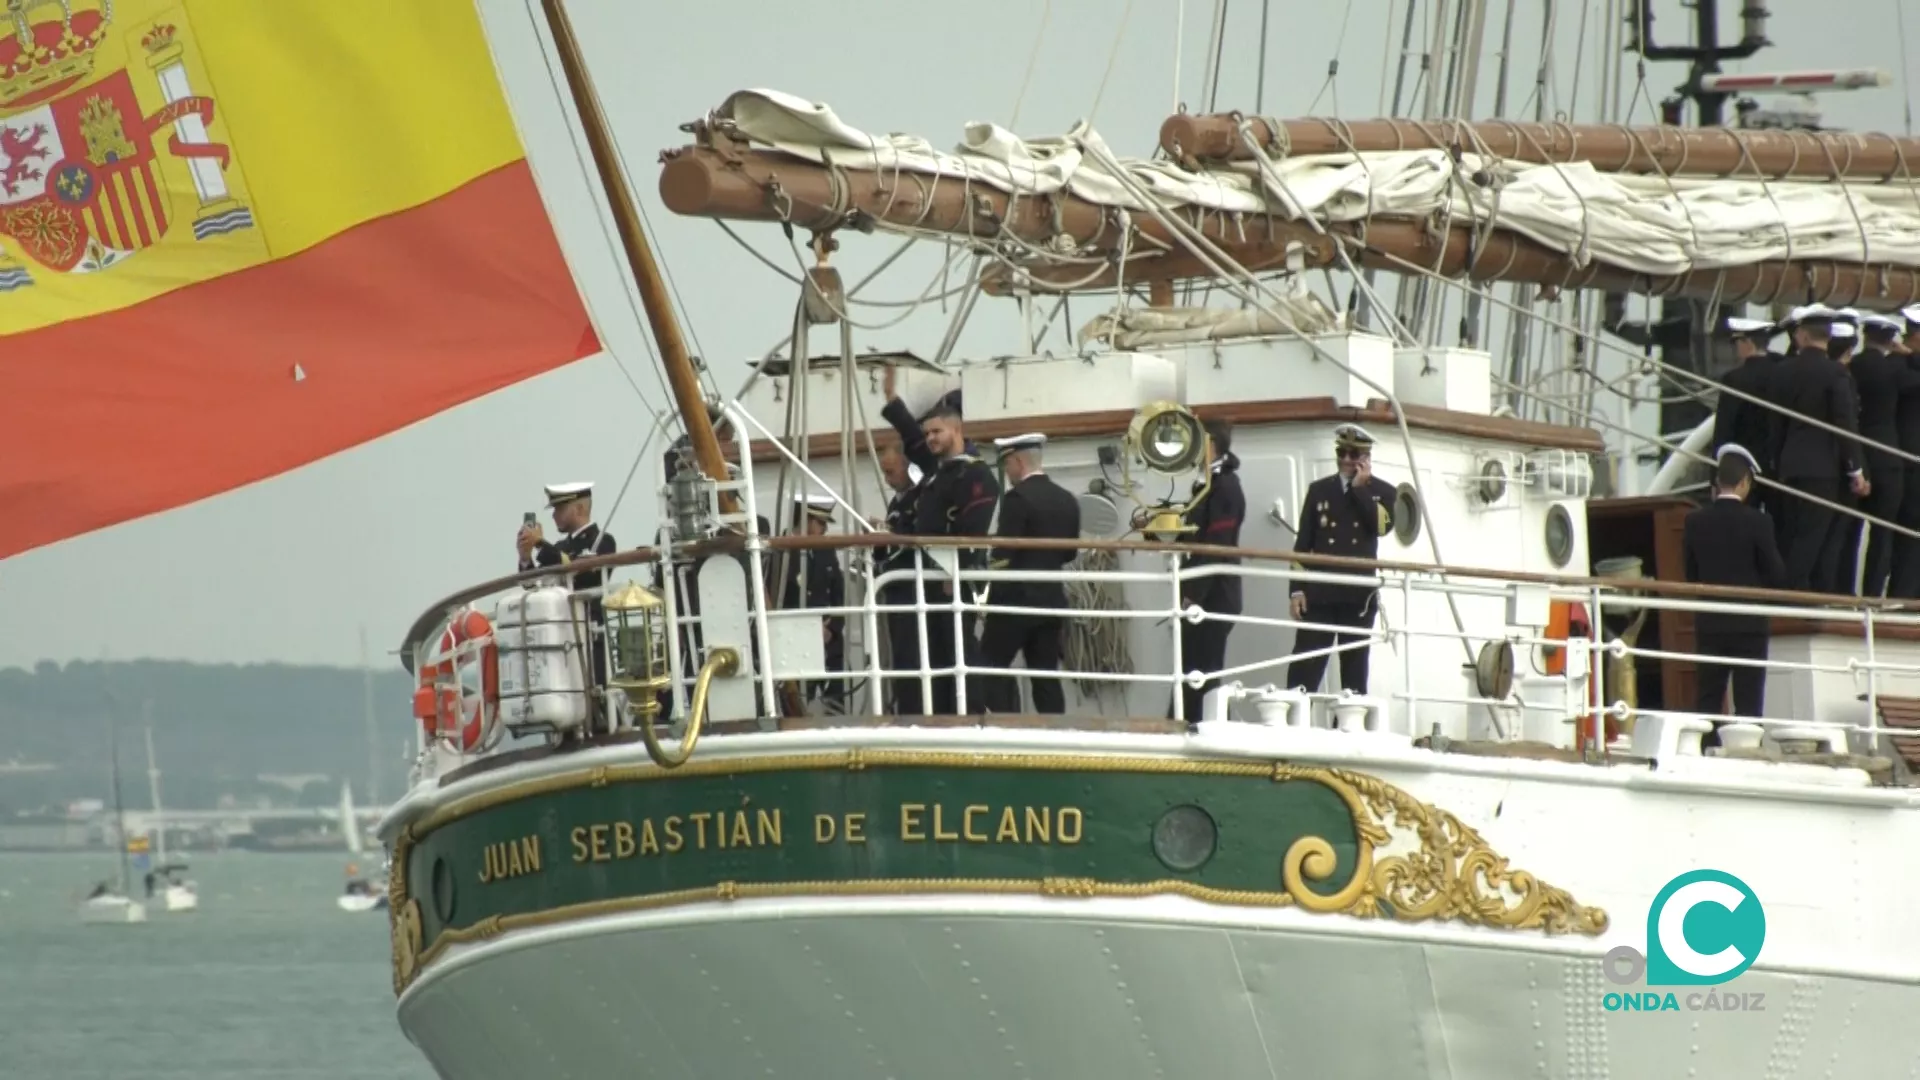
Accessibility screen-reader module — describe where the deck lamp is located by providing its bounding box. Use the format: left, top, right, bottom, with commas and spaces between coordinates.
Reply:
604, 580, 671, 721
1122, 402, 1214, 540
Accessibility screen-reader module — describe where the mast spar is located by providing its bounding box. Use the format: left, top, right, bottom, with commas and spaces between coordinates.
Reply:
537, 0, 736, 510
657, 135, 1920, 311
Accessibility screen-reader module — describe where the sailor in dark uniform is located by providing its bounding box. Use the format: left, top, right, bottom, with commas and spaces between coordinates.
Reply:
516, 481, 619, 721
1285, 424, 1396, 697
1766, 304, 1868, 593
913, 400, 999, 714
979, 433, 1080, 715
1891, 303, 1920, 597
1847, 313, 1918, 596
1682, 444, 1785, 729
1173, 418, 1246, 724
781, 493, 846, 708
1710, 316, 1781, 489
876, 441, 928, 714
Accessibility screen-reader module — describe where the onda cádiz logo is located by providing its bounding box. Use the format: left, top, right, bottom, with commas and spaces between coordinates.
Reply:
1601, 870, 1768, 1014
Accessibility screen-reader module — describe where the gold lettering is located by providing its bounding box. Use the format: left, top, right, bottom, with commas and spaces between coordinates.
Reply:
639, 819, 660, 855
664, 815, 684, 853
589, 824, 611, 863
478, 844, 494, 883
757, 809, 783, 847
570, 827, 589, 863
522, 835, 541, 872
1024, 807, 1051, 844
845, 812, 866, 843
613, 822, 634, 859
815, 813, 836, 843
731, 811, 753, 848
1057, 807, 1084, 844
963, 805, 988, 842
900, 803, 926, 841
715, 810, 729, 849
507, 839, 525, 877
932, 804, 959, 841
996, 807, 1019, 842
479, 834, 544, 884
690, 812, 712, 849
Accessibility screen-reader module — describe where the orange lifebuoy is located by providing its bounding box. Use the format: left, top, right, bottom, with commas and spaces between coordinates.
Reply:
411, 608, 498, 752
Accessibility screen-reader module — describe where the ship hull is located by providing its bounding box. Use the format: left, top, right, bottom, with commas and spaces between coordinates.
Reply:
397, 895, 1917, 1079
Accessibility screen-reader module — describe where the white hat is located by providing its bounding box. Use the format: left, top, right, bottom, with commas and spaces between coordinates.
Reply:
1834, 307, 1863, 322
1860, 313, 1905, 334
1333, 423, 1376, 449
1724, 316, 1774, 334
1786, 303, 1839, 324
1830, 322, 1857, 339
1716, 443, 1761, 476
906, 462, 924, 486
992, 432, 1047, 452
1902, 304, 1920, 327
544, 481, 593, 506
793, 492, 835, 520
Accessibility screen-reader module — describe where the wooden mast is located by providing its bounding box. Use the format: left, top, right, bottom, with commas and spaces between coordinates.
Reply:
539, 0, 734, 508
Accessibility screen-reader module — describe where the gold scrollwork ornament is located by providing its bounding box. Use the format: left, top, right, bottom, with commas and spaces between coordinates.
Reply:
1274, 764, 1608, 935
391, 899, 424, 995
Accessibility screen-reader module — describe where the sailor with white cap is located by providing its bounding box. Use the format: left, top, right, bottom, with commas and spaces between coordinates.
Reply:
1710, 315, 1783, 474
977, 433, 1080, 715
1771, 303, 1869, 592
1285, 422, 1398, 698
516, 482, 620, 723
781, 493, 847, 708
1846, 313, 1920, 595
1682, 443, 1786, 732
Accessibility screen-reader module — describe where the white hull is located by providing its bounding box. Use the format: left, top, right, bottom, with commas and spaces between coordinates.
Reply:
152, 883, 198, 913
399, 897, 1919, 1079
80, 895, 148, 925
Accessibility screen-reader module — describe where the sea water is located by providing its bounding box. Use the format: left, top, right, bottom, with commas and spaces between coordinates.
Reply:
0, 851, 432, 1080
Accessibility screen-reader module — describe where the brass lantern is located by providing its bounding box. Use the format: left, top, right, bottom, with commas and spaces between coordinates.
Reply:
603, 580, 670, 720
1121, 401, 1213, 540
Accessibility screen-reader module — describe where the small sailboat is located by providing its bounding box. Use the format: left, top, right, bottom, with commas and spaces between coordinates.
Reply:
141, 723, 198, 914
79, 721, 147, 926
336, 782, 387, 913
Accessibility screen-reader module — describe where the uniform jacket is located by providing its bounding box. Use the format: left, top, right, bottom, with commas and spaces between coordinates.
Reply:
987, 472, 1080, 609
521, 523, 618, 622
1181, 453, 1247, 615
1682, 495, 1786, 638
781, 544, 846, 637
1767, 346, 1863, 479
1292, 472, 1396, 610
1711, 354, 1777, 466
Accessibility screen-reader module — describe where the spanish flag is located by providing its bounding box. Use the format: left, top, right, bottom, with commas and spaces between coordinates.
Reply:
0, 0, 597, 558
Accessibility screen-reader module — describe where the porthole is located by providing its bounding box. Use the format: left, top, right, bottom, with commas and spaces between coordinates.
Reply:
1476, 458, 1509, 504
1150, 805, 1219, 872
431, 856, 455, 924
1545, 504, 1575, 568
1393, 483, 1422, 546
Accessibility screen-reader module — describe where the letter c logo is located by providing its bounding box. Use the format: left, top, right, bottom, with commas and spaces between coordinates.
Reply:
1645, 870, 1766, 987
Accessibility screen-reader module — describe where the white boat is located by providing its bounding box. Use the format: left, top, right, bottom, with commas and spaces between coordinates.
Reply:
142, 724, 199, 914
81, 717, 147, 928
337, 782, 388, 913
366, 3, 1920, 1076
79, 892, 149, 926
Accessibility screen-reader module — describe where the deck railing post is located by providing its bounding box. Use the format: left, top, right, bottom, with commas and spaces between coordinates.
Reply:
1170, 550, 1187, 724
862, 550, 883, 718
1865, 606, 1880, 754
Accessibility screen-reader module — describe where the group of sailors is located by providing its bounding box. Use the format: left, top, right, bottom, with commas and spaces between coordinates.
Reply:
1709, 302, 1920, 597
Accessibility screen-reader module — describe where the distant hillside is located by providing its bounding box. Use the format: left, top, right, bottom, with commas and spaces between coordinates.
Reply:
0, 660, 418, 813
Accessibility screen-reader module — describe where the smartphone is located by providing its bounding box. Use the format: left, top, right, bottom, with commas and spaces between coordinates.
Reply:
523, 511, 537, 527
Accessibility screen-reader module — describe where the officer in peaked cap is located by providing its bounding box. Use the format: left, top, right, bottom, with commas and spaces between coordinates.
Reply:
978, 433, 1080, 715
1768, 304, 1868, 592
1285, 423, 1397, 698
1682, 443, 1786, 737
1848, 313, 1920, 596
781, 493, 846, 709
1710, 316, 1782, 488
517, 482, 620, 725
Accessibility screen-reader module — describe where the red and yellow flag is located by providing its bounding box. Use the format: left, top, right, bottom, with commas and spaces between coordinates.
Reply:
0, 0, 598, 557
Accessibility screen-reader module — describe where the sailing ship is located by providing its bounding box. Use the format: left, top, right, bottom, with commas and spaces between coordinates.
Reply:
337, 783, 389, 914
141, 721, 199, 914
79, 721, 147, 926
361, 3, 1920, 1077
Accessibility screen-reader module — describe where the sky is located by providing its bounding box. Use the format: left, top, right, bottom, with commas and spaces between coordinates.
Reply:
3, 0, 1917, 671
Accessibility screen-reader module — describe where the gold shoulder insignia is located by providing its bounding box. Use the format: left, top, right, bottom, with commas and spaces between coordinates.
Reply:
1376, 501, 1392, 536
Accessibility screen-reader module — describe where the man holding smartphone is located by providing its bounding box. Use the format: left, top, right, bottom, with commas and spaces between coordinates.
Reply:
517, 482, 618, 721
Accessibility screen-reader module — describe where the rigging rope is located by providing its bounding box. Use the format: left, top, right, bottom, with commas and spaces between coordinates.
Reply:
1008, 0, 1052, 132
1063, 545, 1135, 702
1088, 0, 1135, 126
